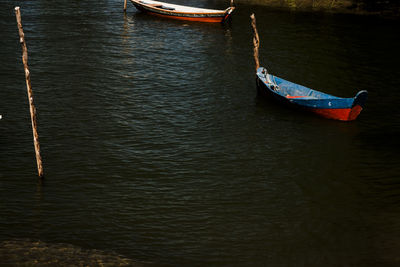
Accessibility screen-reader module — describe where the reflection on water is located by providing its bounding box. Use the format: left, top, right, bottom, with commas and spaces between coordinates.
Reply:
0, 0, 400, 266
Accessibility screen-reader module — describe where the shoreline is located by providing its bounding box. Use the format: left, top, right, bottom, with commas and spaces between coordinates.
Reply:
0, 239, 150, 266
230, 0, 400, 18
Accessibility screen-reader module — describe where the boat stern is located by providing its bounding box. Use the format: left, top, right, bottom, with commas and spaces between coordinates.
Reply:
352, 90, 368, 109
347, 90, 368, 121
222, 6, 235, 22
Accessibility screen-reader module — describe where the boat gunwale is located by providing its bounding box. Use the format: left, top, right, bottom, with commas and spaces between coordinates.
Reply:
130, 0, 234, 16
256, 67, 355, 102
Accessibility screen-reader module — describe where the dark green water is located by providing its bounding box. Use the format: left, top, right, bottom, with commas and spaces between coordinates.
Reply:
1, 0, 400, 266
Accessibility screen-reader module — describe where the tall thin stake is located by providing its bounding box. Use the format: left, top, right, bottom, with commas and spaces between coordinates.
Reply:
250, 13, 260, 71
15, 7, 44, 179
124, 0, 127, 12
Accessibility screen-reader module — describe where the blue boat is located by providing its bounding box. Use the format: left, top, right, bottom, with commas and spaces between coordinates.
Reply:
256, 67, 368, 121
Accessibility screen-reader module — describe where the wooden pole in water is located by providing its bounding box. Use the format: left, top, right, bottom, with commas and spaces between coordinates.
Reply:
124, 0, 127, 12
15, 7, 44, 179
250, 13, 260, 72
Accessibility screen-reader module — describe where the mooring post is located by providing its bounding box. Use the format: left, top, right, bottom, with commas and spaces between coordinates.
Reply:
250, 13, 260, 71
124, 0, 127, 12
15, 6, 44, 179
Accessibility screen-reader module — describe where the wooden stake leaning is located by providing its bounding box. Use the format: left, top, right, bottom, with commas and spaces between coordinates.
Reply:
124, 0, 127, 12
250, 13, 260, 71
15, 7, 44, 179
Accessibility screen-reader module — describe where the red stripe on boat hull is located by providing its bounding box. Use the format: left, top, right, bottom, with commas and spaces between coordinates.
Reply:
310, 105, 363, 121
144, 11, 225, 22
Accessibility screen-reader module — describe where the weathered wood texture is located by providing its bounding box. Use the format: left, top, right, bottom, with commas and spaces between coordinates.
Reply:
250, 13, 260, 72
15, 7, 44, 179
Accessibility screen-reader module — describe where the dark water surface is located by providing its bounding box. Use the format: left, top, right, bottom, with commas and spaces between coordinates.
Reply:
1, 0, 400, 266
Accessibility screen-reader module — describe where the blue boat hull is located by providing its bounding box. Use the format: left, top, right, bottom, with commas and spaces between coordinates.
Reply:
256, 67, 368, 121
